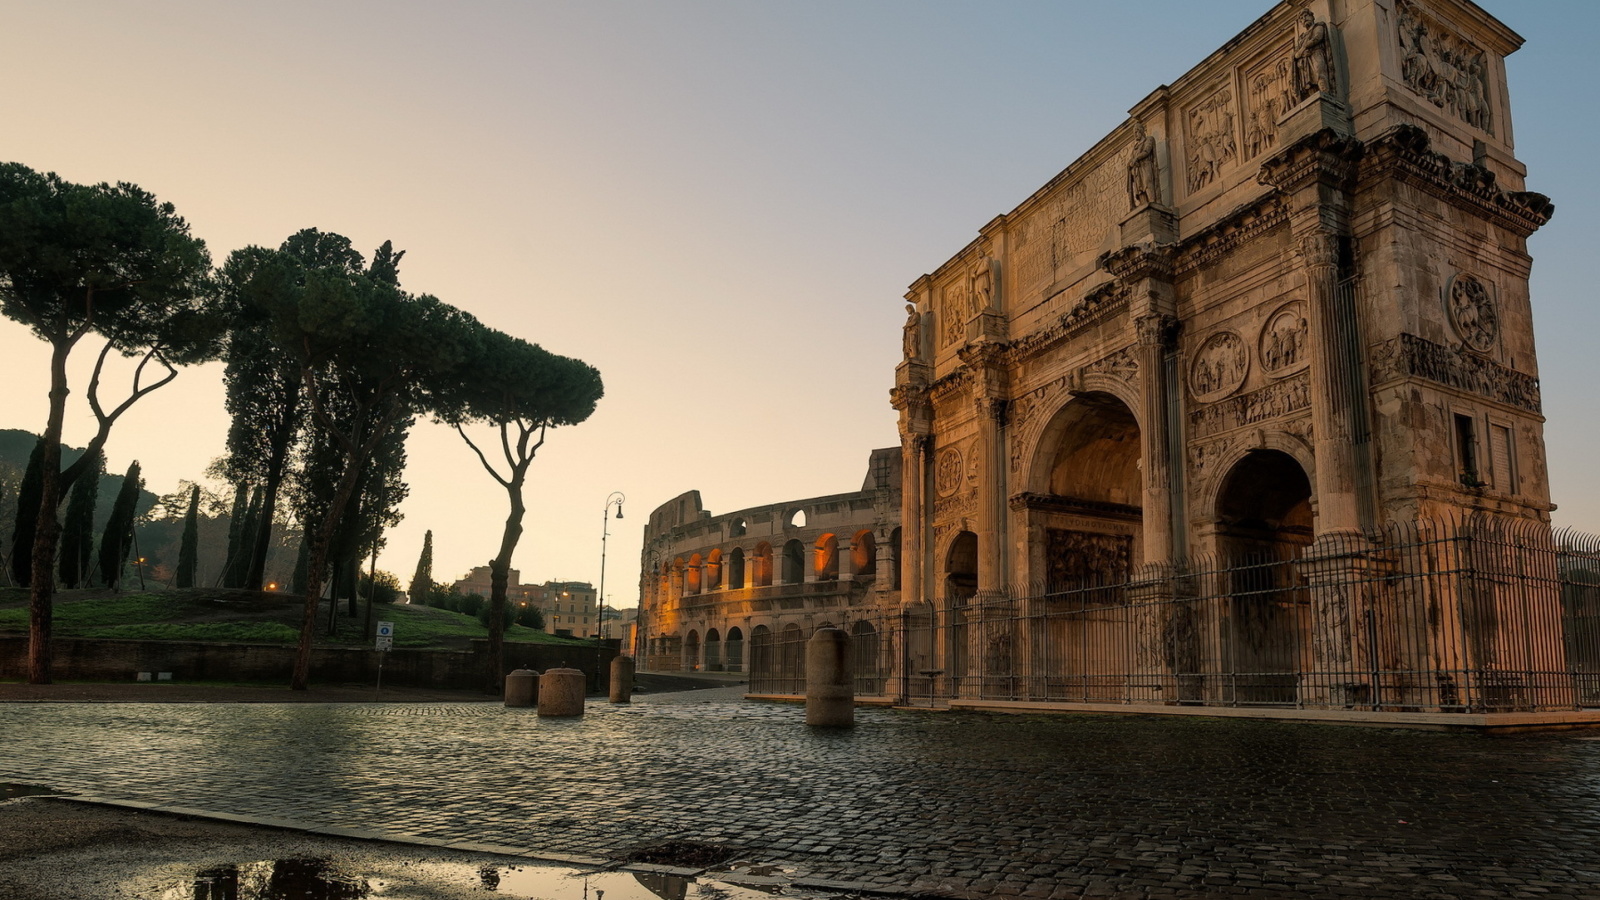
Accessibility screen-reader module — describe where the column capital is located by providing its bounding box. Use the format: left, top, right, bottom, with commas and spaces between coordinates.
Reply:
1298, 230, 1340, 271
1135, 314, 1180, 350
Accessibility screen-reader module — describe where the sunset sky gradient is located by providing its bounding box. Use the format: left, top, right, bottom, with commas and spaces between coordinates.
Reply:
3, 1, 1594, 607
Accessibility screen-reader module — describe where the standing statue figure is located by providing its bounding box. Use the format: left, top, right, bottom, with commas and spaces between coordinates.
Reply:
1293, 10, 1336, 101
1126, 120, 1160, 209
903, 303, 923, 360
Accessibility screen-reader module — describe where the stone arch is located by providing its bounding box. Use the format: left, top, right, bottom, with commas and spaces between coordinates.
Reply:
750, 624, 773, 677
725, 626, 745, 672
684, 629, 701, 670
686, 553, 704, 595
706, 548, 723, 591
670, 558, 686, 598
782, 539, 806, 584
851, 530, 877, 582
814, 533, 839, 581
1209, 448, 1315, 705
945, 531, 978, 603
1020, 390, 1144, 588
705, 628, 723, 671
752, 542, 773, 587
1195, 431, 1317, 527
727, 547, 746, 590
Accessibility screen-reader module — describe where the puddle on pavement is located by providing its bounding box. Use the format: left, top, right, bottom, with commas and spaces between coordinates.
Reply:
1, 782, 62, 801
167, 858, 806, 900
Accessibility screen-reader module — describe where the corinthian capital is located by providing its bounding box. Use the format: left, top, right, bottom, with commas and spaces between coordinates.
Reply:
1298, 231, 1340, 270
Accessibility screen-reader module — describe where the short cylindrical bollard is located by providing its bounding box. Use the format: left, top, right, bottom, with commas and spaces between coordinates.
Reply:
504, 669, 539, 708
538, 667, 586, 717
609, 656, 635, 703
805, 627, 853, 727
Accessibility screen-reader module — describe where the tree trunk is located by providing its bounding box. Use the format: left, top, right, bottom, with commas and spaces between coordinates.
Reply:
27, 340, 71, 684
485, 475, 526, 694
246, 373, 300, 591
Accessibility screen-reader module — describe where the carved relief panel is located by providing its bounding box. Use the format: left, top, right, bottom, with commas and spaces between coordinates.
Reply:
1185, 84, 1238, 193
1189, 330, 1250, 402
1445, 274, 1498, 353
941, 279, 969, 347
1259, 301, 1309, 375
1243, 46, 1295, 160
1011, 157, 1125, 300
1046, 529, 1132, 587
1396, 0, 1494, 134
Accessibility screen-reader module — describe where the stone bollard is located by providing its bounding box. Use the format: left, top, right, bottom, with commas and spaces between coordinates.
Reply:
504, 668, 539, 708
805, 627, 853, 727
538, 667, 586, 717
609, 656, 635, 704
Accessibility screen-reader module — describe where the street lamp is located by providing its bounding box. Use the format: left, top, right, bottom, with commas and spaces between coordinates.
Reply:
597, 492, 624, 688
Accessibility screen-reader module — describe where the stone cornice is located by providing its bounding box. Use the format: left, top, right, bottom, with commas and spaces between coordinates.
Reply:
1172, 192, 1290, 276
1005, 281, 1131, 364
927, 368, 973, 404
1359, 125, 1553, 238
1098, 242, 1176, 282
1256, 127, 1365, 196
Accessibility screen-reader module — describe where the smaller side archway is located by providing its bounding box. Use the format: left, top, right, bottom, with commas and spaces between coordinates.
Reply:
725, 626, 745, 672
706, 628, 723, 671
727, 547, 746, 590
782, 539, 806, 585
815, 533, 839, 581
851, 530, 877, 582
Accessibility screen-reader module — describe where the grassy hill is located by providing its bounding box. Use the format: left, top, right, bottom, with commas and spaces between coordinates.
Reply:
0, 587, 588, 650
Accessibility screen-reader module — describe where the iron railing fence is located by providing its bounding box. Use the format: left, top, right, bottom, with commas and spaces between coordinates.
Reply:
714, 518, 1600, 713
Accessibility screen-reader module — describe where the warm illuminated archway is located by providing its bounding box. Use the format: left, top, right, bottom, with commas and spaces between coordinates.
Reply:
752, 543, 773, 587
686, 554, 703, 595
706, 548, 723, 591
814, 533, 838, 581
851, 530, 877, 581
1024, 392, 1143, 590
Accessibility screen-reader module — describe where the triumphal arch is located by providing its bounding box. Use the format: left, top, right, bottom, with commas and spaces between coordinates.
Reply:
891, 0, 1581, 714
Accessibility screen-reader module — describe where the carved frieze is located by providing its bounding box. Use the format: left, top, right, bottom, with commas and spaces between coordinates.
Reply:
1185, 84, 1238, 193
1189, 330, 1250, 402
1396, 0, 1492, 134
1370, 332, 1539, 413
1084, 346, 1139, 386
1445, 274, 1498, 353
1244, 47, 1295, 160
933, 488, 978, 521
1046, 528, 1133, 587
1259, 301, 1309, 375
1189, 370, 1312, 438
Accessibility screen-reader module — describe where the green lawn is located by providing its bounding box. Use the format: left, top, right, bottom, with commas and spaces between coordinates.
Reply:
0, 591, 590, 649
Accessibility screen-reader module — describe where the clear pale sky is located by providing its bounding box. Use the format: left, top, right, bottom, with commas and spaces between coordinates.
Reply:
3, 1, 1595, 608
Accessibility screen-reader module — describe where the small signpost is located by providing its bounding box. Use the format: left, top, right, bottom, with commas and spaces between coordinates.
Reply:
375, 621, 394, 696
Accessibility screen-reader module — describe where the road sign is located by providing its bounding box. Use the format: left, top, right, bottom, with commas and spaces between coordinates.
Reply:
376, 621, 394, 651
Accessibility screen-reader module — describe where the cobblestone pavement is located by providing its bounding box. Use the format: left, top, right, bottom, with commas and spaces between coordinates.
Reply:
5, 692, 1600, 898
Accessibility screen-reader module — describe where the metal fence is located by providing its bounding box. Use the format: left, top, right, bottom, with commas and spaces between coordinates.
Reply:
744, 518, 1600, 713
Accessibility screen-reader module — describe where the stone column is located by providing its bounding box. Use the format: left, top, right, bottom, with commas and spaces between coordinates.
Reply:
974, 396, 1008, 595
1135, 314, 1178, 568
1301, 229, 1362, 536
900, 433, 928, 604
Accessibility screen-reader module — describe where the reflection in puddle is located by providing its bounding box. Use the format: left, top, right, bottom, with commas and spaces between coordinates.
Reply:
175, 859, 370, 900
1, 782, 62, 801
489, 868, 770, 900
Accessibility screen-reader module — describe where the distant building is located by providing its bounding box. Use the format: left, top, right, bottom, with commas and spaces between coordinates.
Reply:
450, 568, 598, 637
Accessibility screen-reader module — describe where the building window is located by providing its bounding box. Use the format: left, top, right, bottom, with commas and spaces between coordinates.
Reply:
1454, 413, 1482, 487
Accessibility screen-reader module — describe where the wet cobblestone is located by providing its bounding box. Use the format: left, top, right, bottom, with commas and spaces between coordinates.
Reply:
5, 692, 1600, 897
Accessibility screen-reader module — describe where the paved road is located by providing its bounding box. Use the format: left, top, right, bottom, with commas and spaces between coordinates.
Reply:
4, 691, 1600, 898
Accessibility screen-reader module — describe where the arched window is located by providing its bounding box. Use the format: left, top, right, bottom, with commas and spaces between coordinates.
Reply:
684, 629, 702, 671
753, 543, 773, 587
788, 509, 808, 528
946, 531, 978, 602
686, 553, 703, 595
728, 547, 746, 590
705, 628, 723, 671
706, 548, 723, 591
782, 539, 806, 584
725, 626, 745, 672
814, 533, 838, 581
851, 530, 877, 581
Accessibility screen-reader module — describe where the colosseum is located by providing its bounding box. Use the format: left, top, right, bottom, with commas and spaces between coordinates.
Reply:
637, 449, 902, 687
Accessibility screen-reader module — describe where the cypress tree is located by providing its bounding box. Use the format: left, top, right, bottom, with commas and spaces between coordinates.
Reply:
57, 448, 103, 588
222, 482, 248, 589
9, 438, 45, 588
176, 484, 200, 588
98, 461, 143, 590
233, 485, 264, 590
408, 530, 433, 605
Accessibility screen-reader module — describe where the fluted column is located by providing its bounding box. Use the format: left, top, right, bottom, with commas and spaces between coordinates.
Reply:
1301, 230, 1362, 535
1135, 314, 1177, 568
900, 433, 928, 604
974, 397, 1007, 596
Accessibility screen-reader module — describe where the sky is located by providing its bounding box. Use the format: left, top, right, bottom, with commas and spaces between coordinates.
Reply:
2, 0, 1596, 609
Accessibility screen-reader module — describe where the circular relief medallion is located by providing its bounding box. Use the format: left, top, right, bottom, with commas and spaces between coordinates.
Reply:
935, 447, 964, 497
1259, 302, 1309, 375
1447, 274, 1498, 353
1189, 330, 1250, 402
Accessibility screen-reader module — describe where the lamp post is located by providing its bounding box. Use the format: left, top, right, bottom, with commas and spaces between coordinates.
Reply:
597, 492, 624, 689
